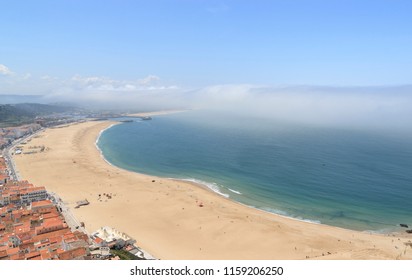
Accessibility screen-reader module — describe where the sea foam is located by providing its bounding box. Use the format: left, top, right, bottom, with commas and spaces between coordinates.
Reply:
228, 188, 242, 195
180, 178, 230, 198
260, 207, 321, 225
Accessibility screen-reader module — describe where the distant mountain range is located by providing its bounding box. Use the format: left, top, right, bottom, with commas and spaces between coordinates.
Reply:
0, 103, 77, 127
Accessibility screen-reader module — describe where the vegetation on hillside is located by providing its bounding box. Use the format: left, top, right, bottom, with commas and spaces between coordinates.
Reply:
0, 103, 75, 127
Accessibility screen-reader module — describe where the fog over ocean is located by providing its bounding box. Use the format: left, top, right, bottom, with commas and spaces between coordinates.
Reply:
97, 110, 412, 232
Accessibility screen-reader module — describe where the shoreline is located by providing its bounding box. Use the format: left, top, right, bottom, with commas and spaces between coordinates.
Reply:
174, 178, 327, 226
84, 119, 412, 239
95, 122, 119, 168
176, 178, 400, 233
95, 121, 398, 234
12, 118, 412, 259
96, 127, 326, 231
95, 122, 326, 231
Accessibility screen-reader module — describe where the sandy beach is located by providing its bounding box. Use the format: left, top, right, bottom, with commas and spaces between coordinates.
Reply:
12, 119, 412, 260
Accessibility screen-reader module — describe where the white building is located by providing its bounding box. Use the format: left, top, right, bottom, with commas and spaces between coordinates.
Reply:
20, 187, 48, 204
91, 226, 135, 248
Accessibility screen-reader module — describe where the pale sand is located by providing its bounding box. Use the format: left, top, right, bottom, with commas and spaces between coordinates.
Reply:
13, 121, 412, 260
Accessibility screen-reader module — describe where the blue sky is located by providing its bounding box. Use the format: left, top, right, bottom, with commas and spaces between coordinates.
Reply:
1, 0, 411, 90
1, 1, 412, 129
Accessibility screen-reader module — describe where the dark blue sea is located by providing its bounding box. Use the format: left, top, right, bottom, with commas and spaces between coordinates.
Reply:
97, 111, 412, 232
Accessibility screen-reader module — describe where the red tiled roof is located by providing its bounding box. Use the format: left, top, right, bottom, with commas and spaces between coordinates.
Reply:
0, 250, 9, 259
31, 200, 53, 208
17, 231, 33, 241
31, 229, 71, 243
9, 253, 24, 260
93, 237, 104, 244
40, 249, 52, 260
6, 247, 19, 256
56, 248, 65, 254
42, 213, 58, 220
25, 251, 41, 260
57, 247, 87, 260
14, 221, 31, 233
48, 236, 63, 244
19, 186, 46, 195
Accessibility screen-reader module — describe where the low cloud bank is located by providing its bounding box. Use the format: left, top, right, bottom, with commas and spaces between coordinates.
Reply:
1, 63, 411, 130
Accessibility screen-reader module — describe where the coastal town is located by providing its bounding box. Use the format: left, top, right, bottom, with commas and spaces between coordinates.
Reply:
0, 121, 154, 260
2, 2, 412, 277
1, 105, 411, 261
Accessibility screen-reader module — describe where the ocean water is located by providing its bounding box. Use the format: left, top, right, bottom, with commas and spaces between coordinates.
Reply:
97, 111, 412, 232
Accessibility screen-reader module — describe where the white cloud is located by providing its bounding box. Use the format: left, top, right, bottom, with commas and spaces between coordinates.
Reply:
138, 75, 160, 85
0, 64, 13, 75
3, 68, 409, 131
41, 75, 60, 81
23, 73, 32, 79
0, 70, 176, 96
185, 84, 412, 130
66, 74, 175, 92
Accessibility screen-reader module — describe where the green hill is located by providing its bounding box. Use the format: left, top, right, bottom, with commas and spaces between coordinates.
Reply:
0, 103, 75, 127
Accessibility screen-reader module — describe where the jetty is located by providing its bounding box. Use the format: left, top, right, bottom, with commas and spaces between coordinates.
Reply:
75, 199, 90, 208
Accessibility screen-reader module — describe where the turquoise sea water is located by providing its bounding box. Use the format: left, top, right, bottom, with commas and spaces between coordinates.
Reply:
97, 111, 412, 232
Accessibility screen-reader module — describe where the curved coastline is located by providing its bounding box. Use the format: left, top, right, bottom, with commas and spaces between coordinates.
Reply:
96, 124, 325, 227
12, 119, 412, 259
95, 122, 121, 168
96, 121, 398, 233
